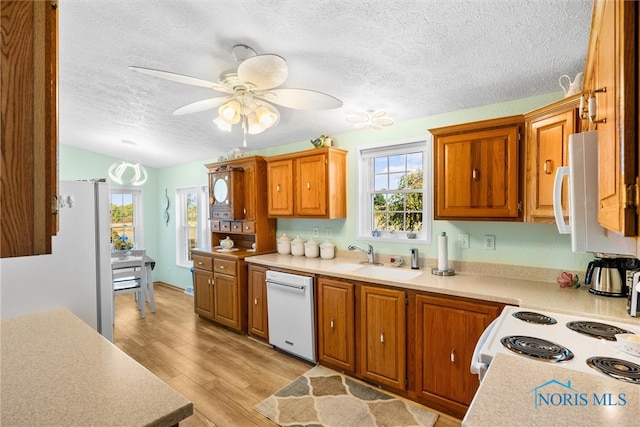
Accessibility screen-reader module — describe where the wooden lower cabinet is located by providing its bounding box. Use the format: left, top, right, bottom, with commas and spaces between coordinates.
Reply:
317, 277, 355, 373
408, 292, 503, 418
248, 264, 269, 340
192, 251, 247, 333
357, 284, 406, 390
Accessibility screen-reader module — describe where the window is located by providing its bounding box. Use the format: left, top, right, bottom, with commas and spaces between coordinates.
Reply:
176, 187, 198, 267
357, 138, 432, 243
176, 185, 210, 268
110, 189, 143, 249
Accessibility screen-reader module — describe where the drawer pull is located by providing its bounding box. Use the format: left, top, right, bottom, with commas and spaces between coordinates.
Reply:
330, 319, 335, 329
219, 265, 225, 269
450, 349, 456, 363
307, 182, 311, 190
543, 159, 553, 175
472, 168, 480, 181
198, 262, 204, 265
254, 298, 258, 305
380, 331, 385, 343
276, 184, 281, 192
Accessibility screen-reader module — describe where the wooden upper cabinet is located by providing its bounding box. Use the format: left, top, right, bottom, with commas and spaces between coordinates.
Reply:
524, 95, 581, 223
266, 158, 294, 216
431, 116, 523, 221
1, 0, 59, 258
583, 0, 637, 236
209, 168, 244, 220
266, 147, 347, 219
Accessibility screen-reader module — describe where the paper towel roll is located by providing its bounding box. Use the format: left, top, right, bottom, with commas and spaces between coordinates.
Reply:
438, 232, 448, 271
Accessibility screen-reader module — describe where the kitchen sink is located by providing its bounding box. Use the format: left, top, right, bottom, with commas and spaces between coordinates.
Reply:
355, 265, 422, 281
325, 263, 365, 272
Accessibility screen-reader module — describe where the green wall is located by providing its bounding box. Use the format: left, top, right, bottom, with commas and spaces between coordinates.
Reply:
60, 91, 593, 290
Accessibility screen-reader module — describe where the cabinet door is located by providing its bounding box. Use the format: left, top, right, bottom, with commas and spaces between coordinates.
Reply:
526, 108, 577, 222
358, 285, 406, 390
412, 294, 501, 418
248, 265, 268, 339
213, 272, 240, 329
435, 125, 521, 220
242, 163, 256, 220
194, 268, 214, 318
295, 153, 327, 216
1, 0, 58, 258
317, 277, 355, 373
267, 159, 294, 216
586, 0, 637, 236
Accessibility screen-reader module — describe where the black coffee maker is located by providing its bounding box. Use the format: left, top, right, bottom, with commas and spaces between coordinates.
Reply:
585, 256, 640, 297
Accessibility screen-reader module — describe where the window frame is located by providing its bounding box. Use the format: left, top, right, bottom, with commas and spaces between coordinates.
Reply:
356, 137, 433, 244
109, 188, 144, 249
175, 185, 210, 269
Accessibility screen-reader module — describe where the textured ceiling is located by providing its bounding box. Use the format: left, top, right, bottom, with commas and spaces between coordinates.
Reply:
59, 0, 593, 168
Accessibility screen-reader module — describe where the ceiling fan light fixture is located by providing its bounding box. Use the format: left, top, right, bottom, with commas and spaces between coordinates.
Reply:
247, 112, 266, 135
213, 116, 233, 132
219, 100, 241, 124
256, 105, 277, 128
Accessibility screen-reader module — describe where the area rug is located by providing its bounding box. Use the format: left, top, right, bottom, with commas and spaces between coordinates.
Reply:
254, 366, 439, 427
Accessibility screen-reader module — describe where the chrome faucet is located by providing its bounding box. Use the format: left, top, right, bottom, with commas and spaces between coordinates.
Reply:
348, 243, 375, 264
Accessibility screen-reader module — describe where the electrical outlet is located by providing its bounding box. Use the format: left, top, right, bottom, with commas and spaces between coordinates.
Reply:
312, 227, 319, 238
484, 235, 495, 250
459, 233, 470, 249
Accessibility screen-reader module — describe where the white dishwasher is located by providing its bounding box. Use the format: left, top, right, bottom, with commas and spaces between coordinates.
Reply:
265, 270, 316, 363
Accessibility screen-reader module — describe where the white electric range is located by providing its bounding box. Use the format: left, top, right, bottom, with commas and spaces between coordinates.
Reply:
472, 305, 640, 384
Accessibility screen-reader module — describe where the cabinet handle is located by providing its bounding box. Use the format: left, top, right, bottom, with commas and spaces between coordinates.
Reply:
254, 298, 258, 305
307, 182, 311, 190
472, 168, 480, 181
198, 261, 204, 265
51, 196, 59, 214
450, 349, 456, 363
588, 88, 607, 124
543, 159, 553, 175
330, 318, 335, 329
380, 331, 385, 343
219, 265, 224, 269
276, 184, 281, 193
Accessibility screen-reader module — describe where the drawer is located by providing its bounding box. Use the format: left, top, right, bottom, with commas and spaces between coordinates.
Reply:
193, 255, 213, 271
214, 258, 237, 276
210, 220, 220, 231
230, 221, 243, 233
212, 210, 231, 219
242, 220, 255, 234
220, 221, 231, 232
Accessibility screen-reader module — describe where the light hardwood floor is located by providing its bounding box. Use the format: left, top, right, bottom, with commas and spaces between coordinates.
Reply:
113, 284, 461, 427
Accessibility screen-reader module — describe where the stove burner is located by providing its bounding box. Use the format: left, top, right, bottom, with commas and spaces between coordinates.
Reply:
586, 357, 640, 384
512, 311, 557, 325
500, 335, 574, 362
566, 321, 633, 341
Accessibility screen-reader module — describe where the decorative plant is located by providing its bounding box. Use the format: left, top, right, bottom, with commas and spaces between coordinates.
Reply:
557, 272, 580, 289
310, 135, 333, 148
113, 233, 134, 251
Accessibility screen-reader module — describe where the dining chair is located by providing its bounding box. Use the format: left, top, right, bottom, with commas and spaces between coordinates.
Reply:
111, 249, 147, 319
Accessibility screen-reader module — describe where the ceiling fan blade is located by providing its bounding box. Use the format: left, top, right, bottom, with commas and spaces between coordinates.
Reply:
129, 66, 233, 93
173, 96, 233, 115
237, 54, 288, 90
263, 88, 343, 110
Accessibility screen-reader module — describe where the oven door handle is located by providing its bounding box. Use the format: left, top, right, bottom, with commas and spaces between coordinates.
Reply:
470, 317, 498, 377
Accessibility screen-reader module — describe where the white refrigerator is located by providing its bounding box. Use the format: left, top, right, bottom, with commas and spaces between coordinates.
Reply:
0, 180, 114, 341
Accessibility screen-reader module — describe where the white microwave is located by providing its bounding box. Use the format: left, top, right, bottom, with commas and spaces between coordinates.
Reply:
553, 131, 635, 256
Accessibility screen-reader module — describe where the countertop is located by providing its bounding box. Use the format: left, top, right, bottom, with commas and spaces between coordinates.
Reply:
0, 309, 193, 427
462, 353, 640, 427
245, 253, 639, 323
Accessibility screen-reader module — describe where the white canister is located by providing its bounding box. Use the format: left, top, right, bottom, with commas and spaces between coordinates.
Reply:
305, 238, 320, 258
277, 233, 291, 255
291, 235, 306, 256
320, 240, 335, 259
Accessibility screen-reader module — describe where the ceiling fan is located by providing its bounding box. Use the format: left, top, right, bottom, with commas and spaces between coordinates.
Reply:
130, 44, 343, 144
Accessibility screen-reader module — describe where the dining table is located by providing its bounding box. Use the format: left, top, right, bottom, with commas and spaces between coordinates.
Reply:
111, 253, 156, 312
